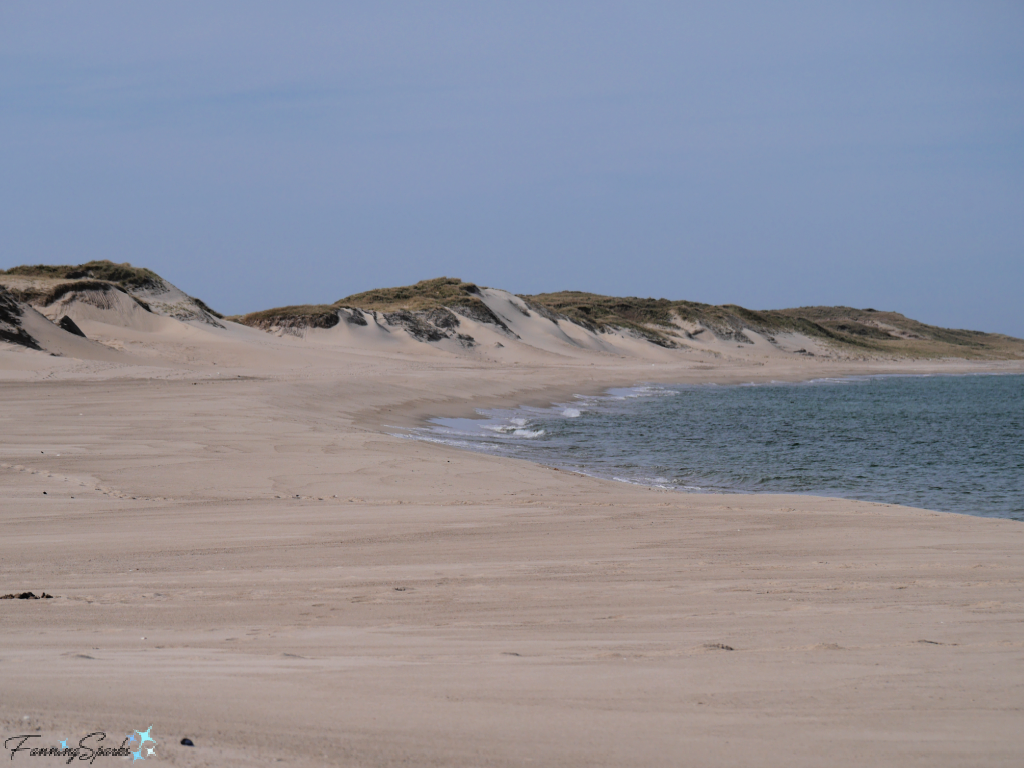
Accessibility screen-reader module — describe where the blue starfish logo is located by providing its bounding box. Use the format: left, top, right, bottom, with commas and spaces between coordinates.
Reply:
125, 726, 157, 760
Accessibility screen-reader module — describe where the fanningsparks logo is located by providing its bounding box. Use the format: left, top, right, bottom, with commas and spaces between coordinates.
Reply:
5, 727, 157, 763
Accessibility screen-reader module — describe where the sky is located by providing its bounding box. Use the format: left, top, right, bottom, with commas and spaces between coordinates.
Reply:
2, 2, 1022, 335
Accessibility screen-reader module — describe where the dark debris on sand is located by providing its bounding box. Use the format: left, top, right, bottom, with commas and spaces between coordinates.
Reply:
1, 592, 54, 600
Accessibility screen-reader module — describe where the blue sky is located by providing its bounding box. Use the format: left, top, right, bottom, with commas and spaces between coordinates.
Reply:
2, 2, 1022, 334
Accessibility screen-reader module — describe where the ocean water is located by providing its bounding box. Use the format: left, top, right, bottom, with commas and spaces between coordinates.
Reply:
410, 374, 1024, 520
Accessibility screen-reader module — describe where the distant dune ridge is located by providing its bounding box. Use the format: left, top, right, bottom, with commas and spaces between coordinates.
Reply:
1, 262, 1022, 361
232, 276, 1024, 359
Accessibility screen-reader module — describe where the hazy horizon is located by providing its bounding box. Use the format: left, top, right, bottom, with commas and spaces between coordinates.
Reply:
2, 3, 1022, 335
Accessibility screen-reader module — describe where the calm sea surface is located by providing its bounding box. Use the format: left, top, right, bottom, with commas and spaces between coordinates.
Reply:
411, 374, 1024, 520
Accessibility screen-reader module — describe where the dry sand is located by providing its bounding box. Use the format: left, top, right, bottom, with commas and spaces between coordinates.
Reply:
1, 304, 1023, 767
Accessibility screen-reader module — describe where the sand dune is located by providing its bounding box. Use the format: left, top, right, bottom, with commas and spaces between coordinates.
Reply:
1, 267, 1023, 766
234, 285, 849, 367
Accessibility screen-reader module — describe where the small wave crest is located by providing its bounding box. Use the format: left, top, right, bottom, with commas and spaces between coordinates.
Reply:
605, 384, 679, 400
481, 416, 545, 438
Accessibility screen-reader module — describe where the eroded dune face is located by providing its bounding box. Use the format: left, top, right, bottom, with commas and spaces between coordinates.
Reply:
255, 286, 842, 368
0, 286, 40, 350
0, 263, 233, 364
41, 286, 169, 333
30, 282, 221, 331
0, 284, 138, 362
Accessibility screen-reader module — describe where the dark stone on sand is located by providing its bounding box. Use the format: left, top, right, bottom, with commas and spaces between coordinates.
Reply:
58, 316, 87, 337
180, 738, 194, 747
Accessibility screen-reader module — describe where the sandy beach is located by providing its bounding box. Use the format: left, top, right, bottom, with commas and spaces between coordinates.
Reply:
2, 305, 1023, 767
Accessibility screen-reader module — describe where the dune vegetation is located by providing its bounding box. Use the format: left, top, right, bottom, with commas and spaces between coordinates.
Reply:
1, 260, 163, 292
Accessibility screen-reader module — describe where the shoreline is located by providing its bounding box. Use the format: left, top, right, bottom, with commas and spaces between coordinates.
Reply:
368, 356, 1024, 433
394, 365, 1023, 522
